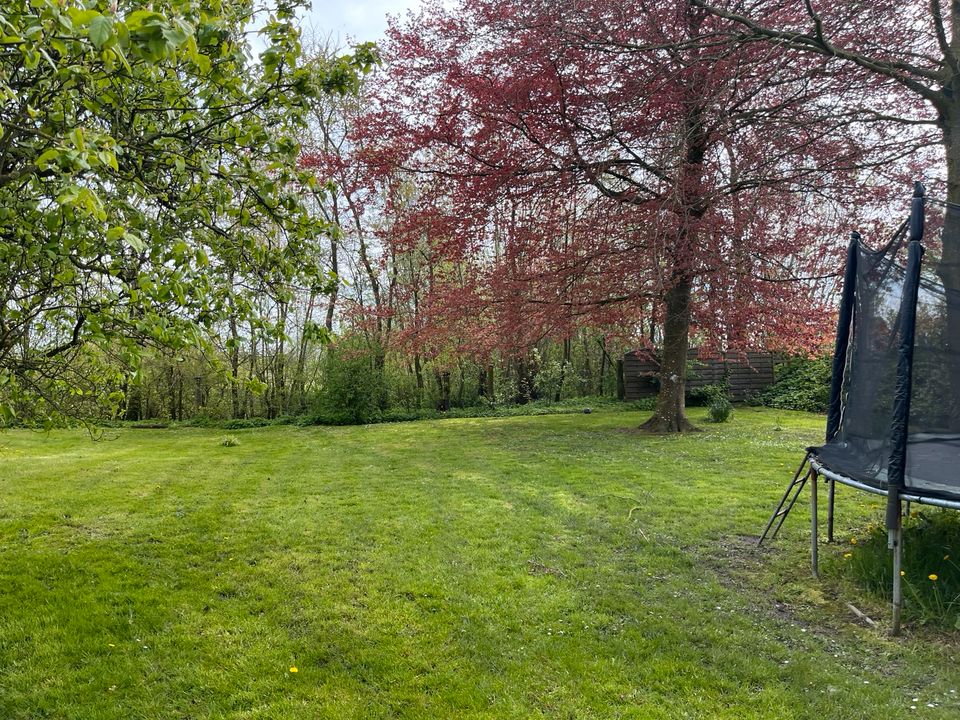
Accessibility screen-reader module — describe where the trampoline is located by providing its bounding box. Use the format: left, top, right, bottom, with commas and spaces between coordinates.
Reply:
760, 183, 960, 634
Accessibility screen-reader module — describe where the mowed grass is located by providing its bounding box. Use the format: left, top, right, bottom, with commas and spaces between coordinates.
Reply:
1, 407, 959, 719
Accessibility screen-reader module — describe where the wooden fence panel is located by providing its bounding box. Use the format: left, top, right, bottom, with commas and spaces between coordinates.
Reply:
623, 349, 776, 401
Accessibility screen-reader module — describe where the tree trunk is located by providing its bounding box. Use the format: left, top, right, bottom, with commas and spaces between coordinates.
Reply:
640, 64, 708, 432
598, 337, 607, 395
228, 304, 241, 420
124, 379, 142, 421
556, 337, 571, 402
435, 369, 451, 411
937, 115, 960, 428
414, 353, 424, 406
640, 275, 699, 432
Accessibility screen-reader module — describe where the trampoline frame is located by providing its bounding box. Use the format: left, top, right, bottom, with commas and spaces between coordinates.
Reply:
809, 458, 960, 512
765, 183, 960, 636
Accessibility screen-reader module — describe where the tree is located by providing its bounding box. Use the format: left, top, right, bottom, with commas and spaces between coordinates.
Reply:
691, 0, 960, 395
362, 0, 913, 430
0, 0, 375, 426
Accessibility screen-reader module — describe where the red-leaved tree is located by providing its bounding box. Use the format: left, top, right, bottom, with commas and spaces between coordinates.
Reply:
350, 0, 930, 429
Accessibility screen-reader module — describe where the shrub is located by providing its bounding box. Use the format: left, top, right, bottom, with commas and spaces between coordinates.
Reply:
753, 355, 831, 413
688, 383, 730, 407
314, 336, 387, 424
220, 436, 240, 447
708, 397, 733, 423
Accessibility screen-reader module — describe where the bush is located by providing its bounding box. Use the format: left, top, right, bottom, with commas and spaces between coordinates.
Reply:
314, 337, 387, 424
688, 383, 730, 407
753, 355, 831, 413
708, 397, 733, 423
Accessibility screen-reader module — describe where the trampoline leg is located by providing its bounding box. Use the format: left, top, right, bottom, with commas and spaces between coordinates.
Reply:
827, 477, 836, 544
811, 471, 819, 579
891, 511, 904, 636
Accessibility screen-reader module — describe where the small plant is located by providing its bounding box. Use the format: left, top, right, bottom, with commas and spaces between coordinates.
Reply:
220, 435, 240, 447
708, 397, 733, 423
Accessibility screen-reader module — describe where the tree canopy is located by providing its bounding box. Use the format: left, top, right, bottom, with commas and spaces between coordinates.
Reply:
0, 0, 375, 426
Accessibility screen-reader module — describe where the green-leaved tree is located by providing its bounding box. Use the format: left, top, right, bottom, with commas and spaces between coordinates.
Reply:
0, 0, 376, 426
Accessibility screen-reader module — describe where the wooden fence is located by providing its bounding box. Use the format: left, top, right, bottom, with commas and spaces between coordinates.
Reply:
623, 349, 776, 401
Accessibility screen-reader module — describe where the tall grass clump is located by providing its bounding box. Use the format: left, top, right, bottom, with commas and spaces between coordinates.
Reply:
837, 510, 960, 628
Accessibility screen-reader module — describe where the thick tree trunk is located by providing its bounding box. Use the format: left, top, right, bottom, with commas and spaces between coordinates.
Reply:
937, 117, 960, 428
640, 275, 699, 432
639, 62, 708, 432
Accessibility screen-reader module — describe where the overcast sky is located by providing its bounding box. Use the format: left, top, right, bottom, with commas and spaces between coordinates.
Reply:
300, 0, 421, 45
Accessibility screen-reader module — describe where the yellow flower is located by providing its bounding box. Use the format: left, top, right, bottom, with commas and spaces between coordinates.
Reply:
850, 538, 857, 545
289, 667, 298, 673
900, 571, 905, 577
844, 553, 852, 559
929, 574, 939, 581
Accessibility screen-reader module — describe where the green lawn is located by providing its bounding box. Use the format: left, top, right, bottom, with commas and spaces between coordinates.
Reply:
1, 407, 958, 719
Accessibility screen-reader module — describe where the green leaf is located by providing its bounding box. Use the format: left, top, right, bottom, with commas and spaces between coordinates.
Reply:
88, 15, 113, 49
36, 148, 61, 169
125, 10, 165, 32
69, 9, 100, 27
125, 232, 145, 252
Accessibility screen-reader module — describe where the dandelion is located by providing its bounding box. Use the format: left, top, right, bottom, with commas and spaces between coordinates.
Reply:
900, 570, 905, 577
289, 667, 298, 673
929, 574, 939, 581
844, 553, 852, 559
850, 538, 857, 545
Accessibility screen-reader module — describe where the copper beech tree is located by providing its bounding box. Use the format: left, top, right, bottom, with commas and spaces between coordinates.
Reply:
335, 0, 927, 430
691, 0, 960, 399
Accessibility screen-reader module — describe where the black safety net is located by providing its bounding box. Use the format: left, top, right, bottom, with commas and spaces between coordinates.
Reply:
816, 203, 960, 501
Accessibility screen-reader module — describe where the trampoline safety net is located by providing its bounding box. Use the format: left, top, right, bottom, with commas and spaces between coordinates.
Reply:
816, 199, 960, 502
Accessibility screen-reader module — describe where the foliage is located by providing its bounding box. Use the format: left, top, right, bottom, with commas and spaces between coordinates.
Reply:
219, 435, 240, 447
0, 0, 376, 428
313, 336, 387, 424
708, 397, 733, 423
753, 355, 831, 413
687, 383, 730, 407
835, 511, 960, 629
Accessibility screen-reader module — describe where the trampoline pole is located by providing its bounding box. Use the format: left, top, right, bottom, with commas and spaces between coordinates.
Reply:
891, 509, 904, 636
827, 477, 835, 543
811, 471, 819, 579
